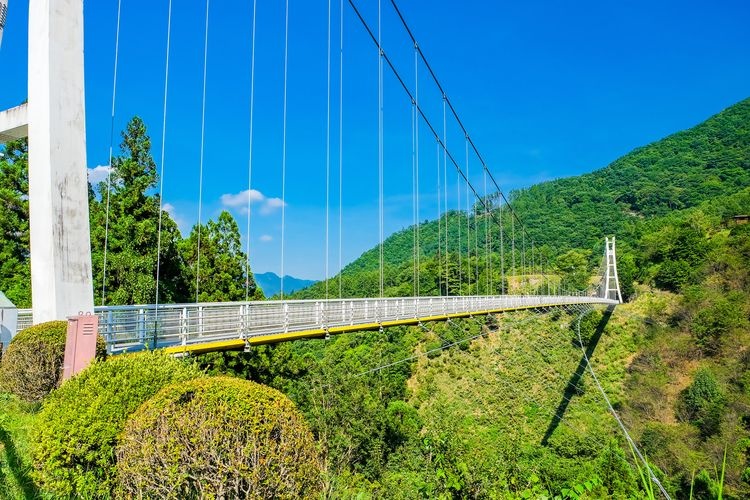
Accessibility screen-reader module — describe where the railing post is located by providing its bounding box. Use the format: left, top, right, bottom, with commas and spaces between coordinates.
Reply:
198, 306, 204, 337
138, 308, 145, 345
283, 303, 289, 333
180, 307, 187, 346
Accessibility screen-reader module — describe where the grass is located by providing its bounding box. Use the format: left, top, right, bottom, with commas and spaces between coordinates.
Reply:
403, 308, 642, 494
0, 393, 39, 499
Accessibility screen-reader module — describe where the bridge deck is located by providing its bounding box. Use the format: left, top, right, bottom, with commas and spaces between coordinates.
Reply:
20, 295, 617, 355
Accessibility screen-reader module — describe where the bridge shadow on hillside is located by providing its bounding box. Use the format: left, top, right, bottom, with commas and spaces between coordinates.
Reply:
540, 305, 614, 446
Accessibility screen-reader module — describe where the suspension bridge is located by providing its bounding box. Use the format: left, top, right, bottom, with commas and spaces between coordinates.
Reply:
0, 3, 681, 496
1, 1, 622, 355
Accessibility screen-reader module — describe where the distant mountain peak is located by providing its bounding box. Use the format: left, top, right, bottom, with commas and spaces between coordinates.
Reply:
253, 272, 317, 297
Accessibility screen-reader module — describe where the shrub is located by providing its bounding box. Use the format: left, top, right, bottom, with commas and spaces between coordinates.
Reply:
116, 376, 323, 499
676, 368, 725, 438
571, 309, 601, 347
32, 350, 202, 497
0, 321, 105, 403
690, 295, 745, 354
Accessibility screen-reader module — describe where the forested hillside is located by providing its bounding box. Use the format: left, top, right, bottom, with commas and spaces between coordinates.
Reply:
1, 98, 748, 497
295, 97, 750, 300
281, 98, 750, 497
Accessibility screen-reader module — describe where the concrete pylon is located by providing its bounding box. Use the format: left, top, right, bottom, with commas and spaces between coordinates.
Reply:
602, 237, 623, 303
27, 0, 94, 323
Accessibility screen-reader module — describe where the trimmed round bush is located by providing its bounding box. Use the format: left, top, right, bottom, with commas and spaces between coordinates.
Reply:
32, 350, 202, 498
116, 376, 323, 498
0, 321, 105, 403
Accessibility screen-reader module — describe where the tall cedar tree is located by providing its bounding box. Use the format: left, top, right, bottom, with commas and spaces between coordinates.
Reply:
181, 210, 264, 302
0, 139, 30, 307
90, 117, 190, 305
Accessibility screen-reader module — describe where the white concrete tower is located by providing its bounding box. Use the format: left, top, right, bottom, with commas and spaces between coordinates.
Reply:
27, 0, 94, 322
603, 237, 623, 303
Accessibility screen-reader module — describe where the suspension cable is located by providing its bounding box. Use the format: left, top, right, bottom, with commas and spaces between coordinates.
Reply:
411, 68, 417, 296
338, 0, 344, 298
465, 137, 471, 294
500, 198, 505, 294
571, 305, 672, 499
195, 0, 210, 303
456, 153, 462, 292
280, 0, 289, 300
511, 210, 516, 290
414, 41, 420, 297
482, 170, 494, 295
346, 0, 509, 274
325, 0, 332, 300
442, 96, 448, 295
436, 140, 442, 295
245, 0, 258, 302
377, 0, 384, 298
387, 0, 530, 250
101, 0, 122, 306
522, 227, 526, 292
154, 0, 173, 325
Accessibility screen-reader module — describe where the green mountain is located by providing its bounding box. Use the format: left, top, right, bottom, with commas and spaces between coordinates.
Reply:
253, 272, 317, 297
295, 97, 750, 300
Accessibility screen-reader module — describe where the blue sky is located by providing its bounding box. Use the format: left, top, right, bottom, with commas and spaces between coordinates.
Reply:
1, 0, 748, 280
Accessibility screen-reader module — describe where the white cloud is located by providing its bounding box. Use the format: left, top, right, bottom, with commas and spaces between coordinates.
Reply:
162, 203, 176, 215
87, 165, 112, 184
162, 203, 188, 235
259, 197, 286, 215
219, 189, 265, 208
220, 189, 286, 216
259, 234, 273, 242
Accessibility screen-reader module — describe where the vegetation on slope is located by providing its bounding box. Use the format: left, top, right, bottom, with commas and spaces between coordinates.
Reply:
295, 97, 750, 299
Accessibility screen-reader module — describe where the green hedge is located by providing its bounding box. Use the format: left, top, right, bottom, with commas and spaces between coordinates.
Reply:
32, 350, 202, 497
0, 321, 105, 403
116, 376, 322, 498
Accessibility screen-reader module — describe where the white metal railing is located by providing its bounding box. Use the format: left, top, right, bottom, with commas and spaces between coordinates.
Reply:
16, 294, 617, 354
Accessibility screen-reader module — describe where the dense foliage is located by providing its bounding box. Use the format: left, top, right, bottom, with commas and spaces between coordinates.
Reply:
117, 376, 322, 498
0, 117, 262, 308
1, 93, 748, 497
32, 351, 202, 497
295, 98, 750, 300
0, 321, 105, 403
0, 139, 30, 307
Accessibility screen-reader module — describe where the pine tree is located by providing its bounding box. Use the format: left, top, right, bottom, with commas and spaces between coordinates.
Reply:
0, 139, 30, 306
91, 117, 190, 305
181, 210, 264, 302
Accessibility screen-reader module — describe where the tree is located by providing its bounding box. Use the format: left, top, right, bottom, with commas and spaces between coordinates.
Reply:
0, 139, 30, 307
180, 210, 263, 302
90, 117, 190, 305
555, 249, 592, 293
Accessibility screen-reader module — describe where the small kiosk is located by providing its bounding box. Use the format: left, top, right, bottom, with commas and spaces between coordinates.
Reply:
0, 291, 18, 353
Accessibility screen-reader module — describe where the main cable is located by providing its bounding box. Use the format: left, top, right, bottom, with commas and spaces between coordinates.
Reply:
387, 0, 532, 258
346, 0, 509, 276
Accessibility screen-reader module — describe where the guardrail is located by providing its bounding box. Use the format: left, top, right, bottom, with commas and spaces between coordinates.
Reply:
17, 294, 617, 355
